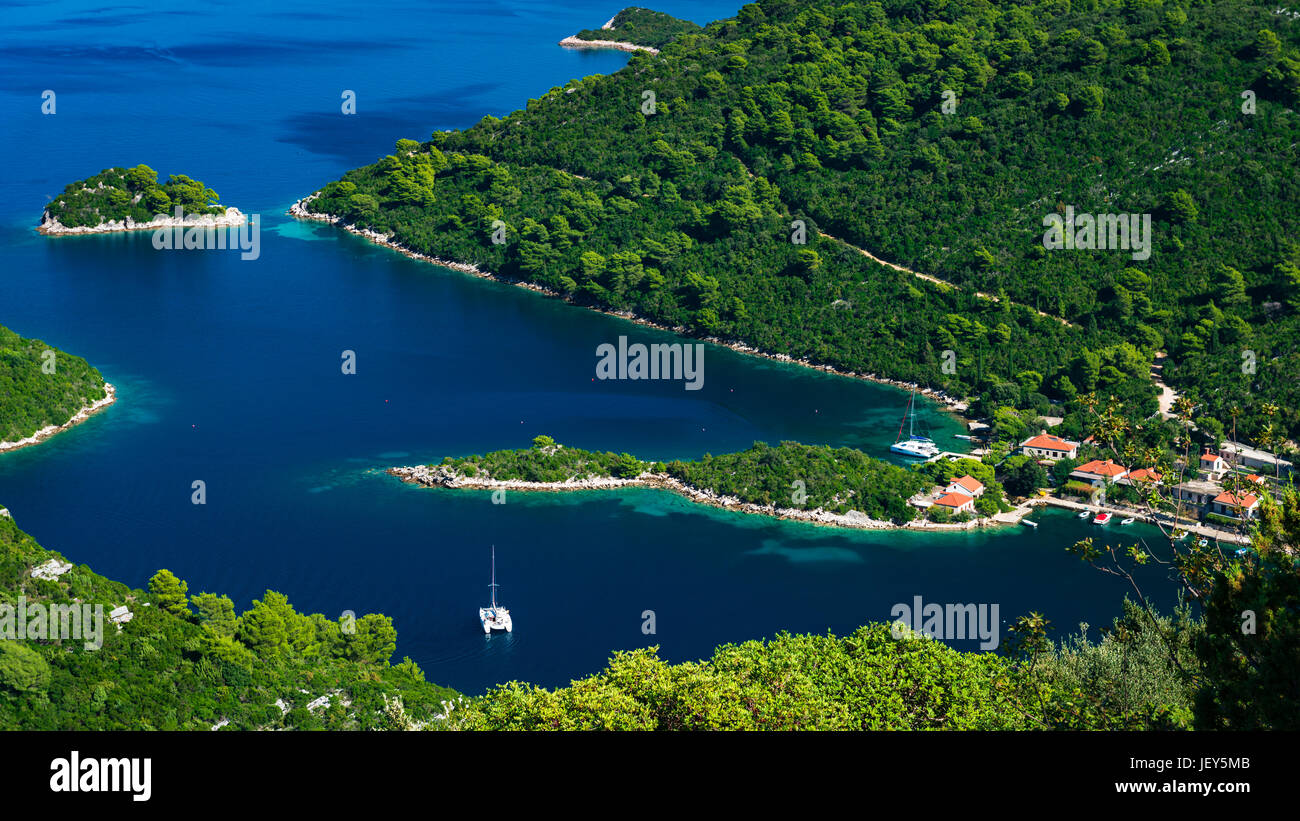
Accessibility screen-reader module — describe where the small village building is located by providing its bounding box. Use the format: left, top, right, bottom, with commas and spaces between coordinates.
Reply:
1199, 448, 1228, 481
1069, 459, 1129, 487
1211, 491, 1261, 520
932, 492, 976, 515
1019, 432, 1080, 461
1172, 480, 1221, 510
944, 475, 985, 498
1121, 468, 1162, 486
1220, 440, 1293, 476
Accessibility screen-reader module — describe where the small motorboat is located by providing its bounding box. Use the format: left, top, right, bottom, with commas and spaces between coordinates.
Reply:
1093, 512, 1112, 524
1077, 510, 1090, 519
1197, 538, 1208, 547
1120, 517, 1135, 526
1021, 519, 1038, 528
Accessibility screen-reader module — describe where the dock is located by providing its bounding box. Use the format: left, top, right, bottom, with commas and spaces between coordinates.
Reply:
1024, 496, 1251, 545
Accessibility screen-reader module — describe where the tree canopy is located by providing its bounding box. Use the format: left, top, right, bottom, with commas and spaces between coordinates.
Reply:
306, 0, 1300, 441
0, 323, 108, 444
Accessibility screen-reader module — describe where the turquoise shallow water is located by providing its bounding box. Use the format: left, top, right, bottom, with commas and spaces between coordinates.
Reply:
0, 0, 1177, 693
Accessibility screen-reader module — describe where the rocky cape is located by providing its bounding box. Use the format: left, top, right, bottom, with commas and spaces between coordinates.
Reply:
38, 206, 246, 236
288, 194, 971, 416
0, 383, 117, 454
557, 35, 659, 54
388, 463, 1004, 533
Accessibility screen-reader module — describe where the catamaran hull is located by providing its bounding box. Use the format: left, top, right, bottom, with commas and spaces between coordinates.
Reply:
479, 607, 512, 634
890, 442, 939, 459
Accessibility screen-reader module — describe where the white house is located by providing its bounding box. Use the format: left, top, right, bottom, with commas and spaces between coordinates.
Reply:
932, 492, 976, 515
1220, 440, 1292, 476
1019, 432, 1080, 461
1069, 459, 1129, 487
1211, 491, 1261, 520
944, 475, 985, 498
1199, 448, 1228, 481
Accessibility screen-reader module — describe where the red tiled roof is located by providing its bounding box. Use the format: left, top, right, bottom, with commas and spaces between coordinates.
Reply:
1020, 434, 1078, 451
951, 475, 983, 492
934, 492, 974, 509
1128, 468, 1162, 483
1074, 459, 1128, 477
1214, 491, 1259, 508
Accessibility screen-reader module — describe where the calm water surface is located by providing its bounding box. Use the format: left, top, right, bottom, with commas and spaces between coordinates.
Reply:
0, 0, 1178, 692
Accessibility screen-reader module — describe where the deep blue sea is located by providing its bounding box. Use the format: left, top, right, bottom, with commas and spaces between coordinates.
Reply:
0, 0, 1179, 693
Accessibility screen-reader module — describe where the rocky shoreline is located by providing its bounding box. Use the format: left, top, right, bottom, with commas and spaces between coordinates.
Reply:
288, 194, 971, 417
0, 383, 117, 454
37, 207, 246, 236
387, 463, 1010, 533
557, 35, 660, 54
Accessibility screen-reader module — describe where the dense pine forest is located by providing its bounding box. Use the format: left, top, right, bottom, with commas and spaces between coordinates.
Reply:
0, 513, 456, 730
305, 0, 1300, 443
42, 165, 227, 228
0, 324, 108, 444
437, 436, 939, 522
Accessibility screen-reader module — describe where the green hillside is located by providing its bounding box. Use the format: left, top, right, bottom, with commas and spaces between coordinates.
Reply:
304, 0, 1300, 442
0, 512, 457, 730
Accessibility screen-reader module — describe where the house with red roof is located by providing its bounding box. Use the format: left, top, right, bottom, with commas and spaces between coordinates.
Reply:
944, 475, 985, 498
1199, 448, 1227, 481
1121, 468, 1163, 486
932, 492, 975, 515
1019, 432, 1080, 461
1069, 459, 1129, 487
1211, 491, 1261, 519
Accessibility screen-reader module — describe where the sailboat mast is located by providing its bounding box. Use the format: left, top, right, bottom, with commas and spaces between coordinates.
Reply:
490, 545, 497, 609
894, 391, 912, 444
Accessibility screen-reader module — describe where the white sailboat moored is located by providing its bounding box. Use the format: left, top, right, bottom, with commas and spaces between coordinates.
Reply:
479, 545, 512, 634
890, 390, 940, 459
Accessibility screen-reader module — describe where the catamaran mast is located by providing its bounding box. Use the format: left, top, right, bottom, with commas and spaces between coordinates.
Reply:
895, 391, 914, 444
489, 545, 499, 609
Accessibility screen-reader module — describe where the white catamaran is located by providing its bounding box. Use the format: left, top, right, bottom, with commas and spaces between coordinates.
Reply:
479, 545, 512, 634
890, 390, 940, 459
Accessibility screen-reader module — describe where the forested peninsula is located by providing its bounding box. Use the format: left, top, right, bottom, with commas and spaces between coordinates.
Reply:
39, 165, 243, 234
0, 324, 114, 452
299, 0, 1300, 445
390, 436, 1019, 529
563, 7, 704, 52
